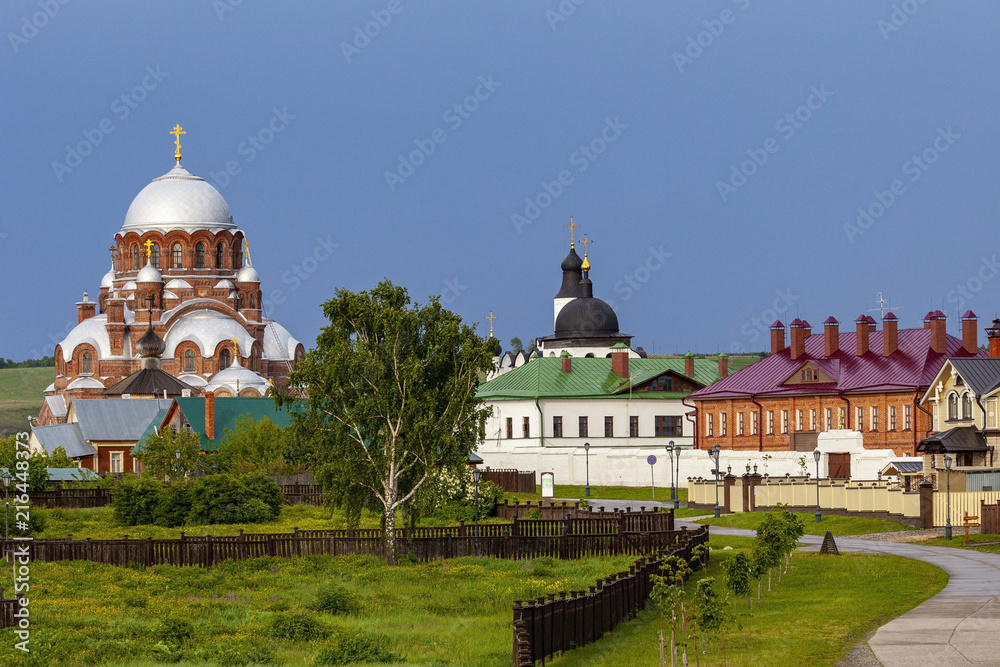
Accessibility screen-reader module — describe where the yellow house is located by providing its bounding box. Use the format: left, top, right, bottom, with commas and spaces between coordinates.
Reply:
919, 358, 1000, 467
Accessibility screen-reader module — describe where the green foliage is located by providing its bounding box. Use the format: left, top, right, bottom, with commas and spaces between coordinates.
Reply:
308, 582, 361, 615
154, 481, 193, 528
214, 415, 297, 475
278, 280, 497, 564
524, 507, 543, 520
694, 577, 726, 633
723, 552, 753, 615
11, 503, 46, 536
0, 435, 51, 491
0, 356, 54, 369
209, 640, 277, 666
267, 610, 329, 641
112, 476, 164, 526
156, 617, 195, 647
315, 631, 404, 665
135, 427, 204, 482
46, 446, 76, 468
509, 337, 523, 354
186, 474, 282, 525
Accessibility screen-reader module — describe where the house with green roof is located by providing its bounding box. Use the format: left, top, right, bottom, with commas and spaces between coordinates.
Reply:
476, 345, 726, 486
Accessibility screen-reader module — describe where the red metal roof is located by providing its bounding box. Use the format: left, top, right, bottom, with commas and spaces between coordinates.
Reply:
690, 328, 988, 400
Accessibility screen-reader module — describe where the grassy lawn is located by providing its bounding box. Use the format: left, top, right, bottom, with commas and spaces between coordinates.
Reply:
920, 532, 1000, 554
553, 534, 947, 667
0, 366, 50, 437
505, 485, 688, 504
674, 507, 713, 519
0, 553, 635, 666
696, 511, 914, 536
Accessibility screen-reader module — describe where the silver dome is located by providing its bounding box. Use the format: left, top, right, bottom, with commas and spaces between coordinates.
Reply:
235, 265, 260, 283
136, 263, 163, 283
122, 163, 235, 233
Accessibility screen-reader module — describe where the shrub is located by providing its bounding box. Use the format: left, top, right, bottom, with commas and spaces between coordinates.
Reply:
11, 504, 45, 537
210, 639, 276, 666
156, 617, 194, 647
242, 473, 283, 519
315, 632, 404, 665
308, 582, 361, 615
186, 474, 283, 526
112, 476, 164, 526
267, 611, 328, 641
155, 482, 192, 528
523, 507, 543, 520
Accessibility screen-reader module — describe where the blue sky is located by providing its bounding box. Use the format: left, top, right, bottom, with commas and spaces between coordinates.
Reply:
1, 1, 998, 360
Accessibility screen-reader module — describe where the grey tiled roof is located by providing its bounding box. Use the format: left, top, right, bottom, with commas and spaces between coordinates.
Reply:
31, 423, 96, 458
71, 398, 173, 441
949, 358, 1000, 395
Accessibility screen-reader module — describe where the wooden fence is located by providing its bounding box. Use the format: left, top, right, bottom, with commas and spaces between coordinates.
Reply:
495, 501, 673, 527
279, 484, 324, 506
512, 525, 710, 666
29, 488, 112, 509
0, 588, 19, 629
982, 500, 1000, 534
0, 511, 682, 569
482, 468, 536, 493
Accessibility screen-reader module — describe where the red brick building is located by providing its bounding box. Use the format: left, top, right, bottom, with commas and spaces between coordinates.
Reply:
688, 311, 987, 457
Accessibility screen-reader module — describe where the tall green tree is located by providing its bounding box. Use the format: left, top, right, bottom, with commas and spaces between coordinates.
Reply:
277, 280, 495, 564
135, 428, 204, 482
214, 415, 294, 475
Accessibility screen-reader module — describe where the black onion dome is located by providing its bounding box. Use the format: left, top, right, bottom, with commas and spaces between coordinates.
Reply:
555, 247, 585, 299
136, 324, 165, 358
554, 297, 620, 337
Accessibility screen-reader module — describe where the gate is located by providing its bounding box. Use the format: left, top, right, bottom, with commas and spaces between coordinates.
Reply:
828, 453, 851, 479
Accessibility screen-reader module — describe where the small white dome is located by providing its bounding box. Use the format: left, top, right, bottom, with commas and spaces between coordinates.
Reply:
236, 265, 260, 283
101, 270, 115, 289
165, 279, 192, 289
122, 164, 235, 233
215, 279, 235, 289
136, 263, 163, 283
123, 281, 137, 290
207, 357, 269, 394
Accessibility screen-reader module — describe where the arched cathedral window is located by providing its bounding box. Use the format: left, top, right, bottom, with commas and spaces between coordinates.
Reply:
172, 243, 183, 269
184, 349, 195, 372
195, 243, 205, 269
219, 348, 232, 370
131, 245, 140, 271
150, 244, 160, 269
216, 243, 224, 268
81, 352, 93, 375
232, 242, 242, 270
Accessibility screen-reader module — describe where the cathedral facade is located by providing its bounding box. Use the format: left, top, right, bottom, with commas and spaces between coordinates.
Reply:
37, 130, 304, 425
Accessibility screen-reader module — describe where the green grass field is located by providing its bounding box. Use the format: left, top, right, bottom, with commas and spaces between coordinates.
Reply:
505, 485, 688, 504
920, 532, 1000, 554
552, 534, 947, 666
0, 366, 51, 437
0, 553, 636, 666
696, 511, 914, 536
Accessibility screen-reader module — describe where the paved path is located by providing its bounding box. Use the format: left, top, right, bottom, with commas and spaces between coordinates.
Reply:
676, 519, 1000, 666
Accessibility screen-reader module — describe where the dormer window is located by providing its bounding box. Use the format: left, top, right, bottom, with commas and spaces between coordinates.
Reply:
801, 368, 817, 381
645, 375, 679, 392
956, 375, 965, 387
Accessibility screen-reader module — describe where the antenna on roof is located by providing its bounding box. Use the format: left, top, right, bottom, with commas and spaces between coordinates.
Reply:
867, 292, 902, 320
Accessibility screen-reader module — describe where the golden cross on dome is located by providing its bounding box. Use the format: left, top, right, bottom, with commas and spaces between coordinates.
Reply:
232, 337, 240, 359
108, 245, 116, 269
243, 238, 252, 264
485, 311, 497, 339
581, 233, 592, 256
170, 124, 185, 162
563, 216, 580, 248
143, 239, 154, 259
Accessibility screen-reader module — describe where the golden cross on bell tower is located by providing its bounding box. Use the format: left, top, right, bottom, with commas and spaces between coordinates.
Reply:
581, 233, 592, 272
243, 238, 252, 264
108, 245, 116, 270
563, 216, 581, 248
143, 239, 154, 259
170, 124, 185, 162
485, 311, 497, 339
232, 337, 240, 360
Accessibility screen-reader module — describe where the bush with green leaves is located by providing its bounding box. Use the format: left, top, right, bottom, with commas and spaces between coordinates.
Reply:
267, 611, 329, 641
186, 473, 283, 526
315, 631, 404, 665
156, 617, 194, 647
112, 476, 164, 526
154, 481, 192, 528
308, 582, 361, 615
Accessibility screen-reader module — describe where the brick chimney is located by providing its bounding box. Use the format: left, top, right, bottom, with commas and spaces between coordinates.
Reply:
789, 319, 806, 360
883, 312, 898, 357
560, 351, 572, 373
205, 390, 216, 440
962, 310, 978, 355
823, 317, 839, 357
76, 292, 95, 324
855, 315, 870, 356
717, 353, 728, 379
986, 318, 1000, 358
770, 320, 785, 355
684, 352, 695, 378
929, 310, 947, 354
803, 320, 812, 338
867, 315, 877, 331
923, 311, 934, 330
611, 343, 629, 379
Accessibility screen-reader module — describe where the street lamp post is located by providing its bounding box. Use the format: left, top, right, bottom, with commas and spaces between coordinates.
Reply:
666, 442, 675, 507
2, 471, 11, 541
944, 455, 952, 541
813, 449, 822, 523
708, 445, 722, 518
175, 449, 181, 483
472, 467, 482, 556
584, 442, 591, 498
673, 444, 681, 510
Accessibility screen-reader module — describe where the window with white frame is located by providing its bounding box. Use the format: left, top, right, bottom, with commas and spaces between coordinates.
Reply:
781, 410, 789, 434
871, 406, 879, 432
796, 410, 803, 431
825, 408, 833, 431
767, 411, 775, 434
707, 413, 714, 437
720, 413, 728, 436
751, 411, 758, 435
904, 405, 912, 430
889, 406, 897, 431
110, 451, 123, 474
857, 407, 864, 431
809, 409, 816, 431
738, 412, 745, 436
839, 408, 846, 429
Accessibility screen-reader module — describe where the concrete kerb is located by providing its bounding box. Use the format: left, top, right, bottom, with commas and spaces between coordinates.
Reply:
677, 518, 1000, 666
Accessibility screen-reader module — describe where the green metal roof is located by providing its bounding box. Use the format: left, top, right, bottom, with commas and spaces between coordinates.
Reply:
477, 357, 717, 400
174, 397, 296, 450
